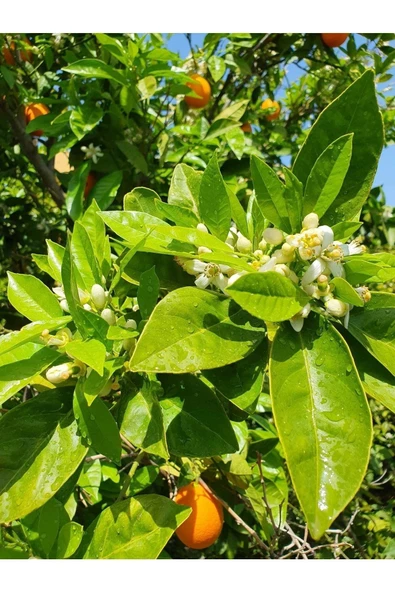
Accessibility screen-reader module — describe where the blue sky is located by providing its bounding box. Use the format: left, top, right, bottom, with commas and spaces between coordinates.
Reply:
166, 33, 395, 206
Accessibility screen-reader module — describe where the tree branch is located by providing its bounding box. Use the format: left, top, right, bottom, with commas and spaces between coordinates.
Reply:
0, 98, 65, 208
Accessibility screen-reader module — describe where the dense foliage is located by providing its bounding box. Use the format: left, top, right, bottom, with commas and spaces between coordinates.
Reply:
1, 33, 395, 559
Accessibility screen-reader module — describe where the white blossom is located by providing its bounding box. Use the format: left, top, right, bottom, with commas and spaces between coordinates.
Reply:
262, 227, 283, 245
81, 143, 103, 164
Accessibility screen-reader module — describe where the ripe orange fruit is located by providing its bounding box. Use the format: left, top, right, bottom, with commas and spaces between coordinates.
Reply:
24, 103, 50, 137
84, 172, 96, 198
174, 482, 224, 549
241, 122, 252, 133
185, 74, 211, 109
2, 39, 32, 66
321, 34, 349, 48
261, 98, 281, 121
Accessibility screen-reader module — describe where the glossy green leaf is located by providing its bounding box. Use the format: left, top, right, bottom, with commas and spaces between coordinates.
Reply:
66, 163, 90, 221
56, 522, 84, 559
70, 104, 103, 140
303, 134, 353, 217
7, 272, 62, 322
137, 75, 157, 99
81, 201, 108, 274
128, 466, 160, 496
130, 287, 266, 373
347, 292, 395, 375
82, 495, 191, 559
208, 55, 226, 82
65, 339, 106, 376
0, 390, 87, 523
203, 340, 267, 419
226, 127, 245, 160
332, 221, 362, 242
215, 99, 249, 122
120, 377, 168, 459
73, 380, 121, 464
63, 59, 127, 85
0, 342, 61, 405
344, 257, 395, 285
283, 168, 303, 232
330, 277, 364, 306
137, 266, 160, 320
155, 200, 199, 227
0, 317, 70, 357
227, 186, 249, 238
124, 187, 163, 218
71, 221, 102, 291
270, 320, 372, 539
95, 33, 127, 64
21, 497, 67, 558
227, 271, 310, 322
198, 153, 231, 241
251, 155, 290, 232
168, 163, 201, 214
88, 171, 123, 211
160, 374, 238, 457
46, 239, 65, 284
32, 254, 54, 279
122, 252, 193, 291
117, 140, 148, 175
293, 71, 384, 225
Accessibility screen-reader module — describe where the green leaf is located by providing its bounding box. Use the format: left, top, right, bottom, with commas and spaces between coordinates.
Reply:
332, 221, 362, 242
283, 168, 303, 233
56, 522, 84, 558
7, 272, 62, 322
71, 221, 102, 291
0, 317, 70, 357
116, 140, 148, 175
345, 331, 395, 414
87, 171, 123, 211
347, 292, 395, 375
330, 277, 363, 307
0, 390, 87, 523
95, 33, 127, 64
227, 271, 310, 322
226, 127, 245, 160
203, 341, 267, 419
293, 71, 384, 225
155, 200, 199, 227
81, 495, 191, 559
63, 59, 127, 84
208, 55, 226, 82
168, 163, 201, 214
198, 153, 231, 241
251, 155, 290, 232
215, 99, 249, 122
124, 187, 163, 218
303, 134, 353, 218
160, 374, 238, 456
137, 266, 160, 320
65, 339, 106, 376
81, 200, 108, 274
0, 342, 61, 406
227, 186, 249, 238
73, 380, 121, 464
270, 319, 372, 540
204, 119, 240, 141
128, 465, 160, 496
21, 497, 67, 558
137, 76, 157, 100
344, 257, 395, 285
122, 252, 193, 291
130, 287, 266, 373
46, 239, 65, 284
120, 377, 168, 459
70, 104, 103, 140
66, 163, 90, 221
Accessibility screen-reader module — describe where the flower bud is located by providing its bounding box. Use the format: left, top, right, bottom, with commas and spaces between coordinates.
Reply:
317, 274, 329, 291
91, 284, 106, 310
124, 318, 137, 330
302, 213, 319, 230
253, 250, 263, 258
356, 286, 372, 303
47, 328, 73, 347
60, 299, 70, 312
258, 238, 267, 251
83, 303, 92, 311
236, 232, 252, 254
46, 362, 75, 384
196, 223, 209, 233
101, 308, 116, 325
78, 289, 91, 305
198, 246, 212, 254
325, 298, 349, 318
132, 304, 140, 312
122, 338, 136, 353
226, 228, 238, 247
262, 227, 283, 246
53, 286, 65, 299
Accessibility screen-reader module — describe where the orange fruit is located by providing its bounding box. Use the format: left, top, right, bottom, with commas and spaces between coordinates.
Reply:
321, 33, 349, 48
241, 122, 252, 133
2, 39, 32, 66
24, 103, 50, 137
84, 172, 96, 198
185, 74, 211, 109
174, 482, 224, 550
261, 98, 281, 121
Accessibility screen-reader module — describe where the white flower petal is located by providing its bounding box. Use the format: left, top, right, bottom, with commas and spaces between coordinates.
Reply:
326, 260, 345, 278
301, 258, 326, 286
213, 273, 228, 292
319, 225, 334, 250
195, 274, 211, 289
290, 317, 304, 332
259, 257, 277, 272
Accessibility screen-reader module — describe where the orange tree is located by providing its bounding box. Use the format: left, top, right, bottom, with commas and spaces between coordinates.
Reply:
1, 34, 395, 559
